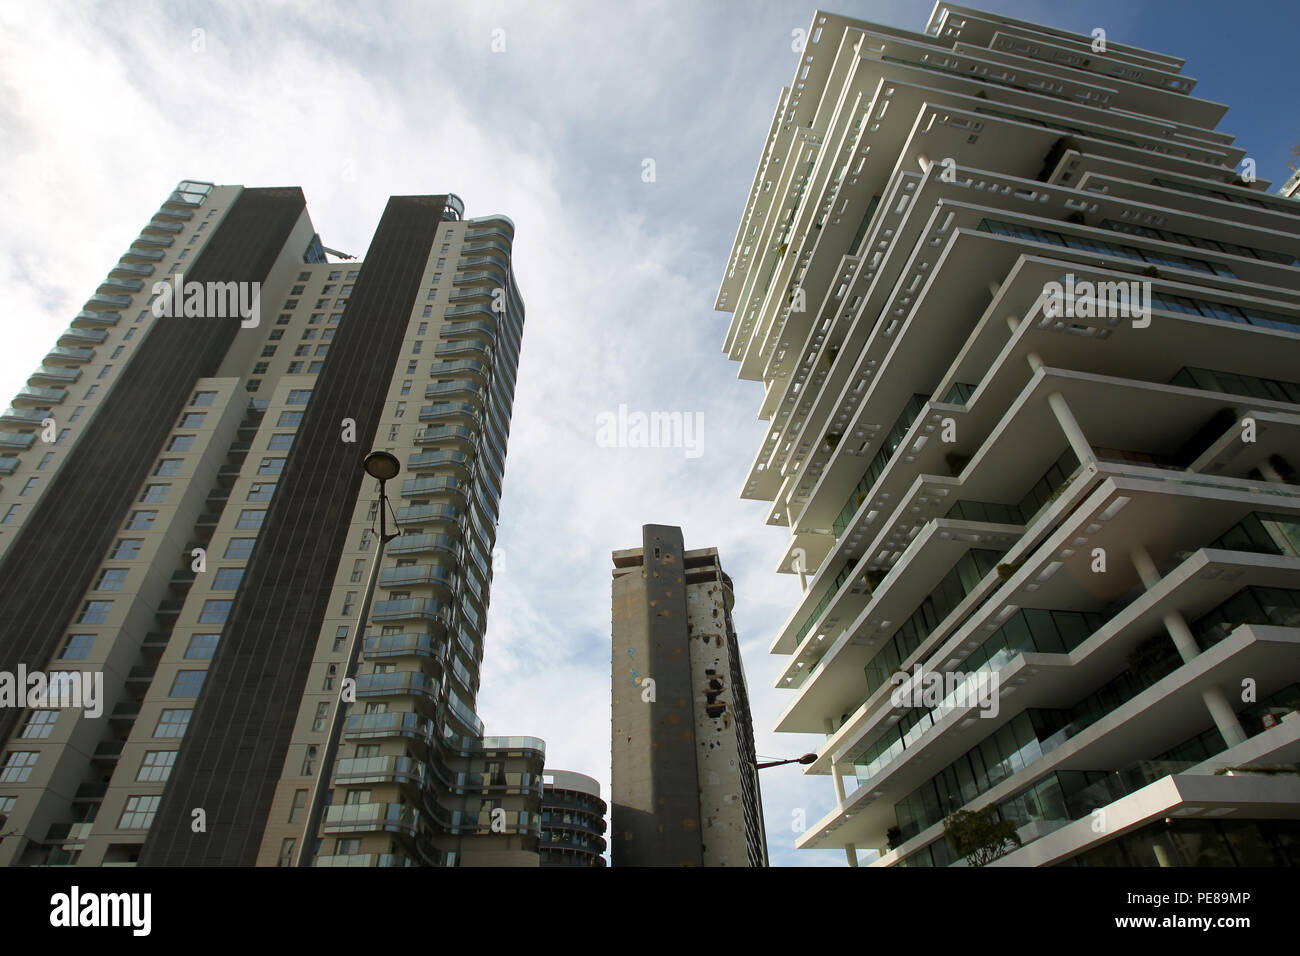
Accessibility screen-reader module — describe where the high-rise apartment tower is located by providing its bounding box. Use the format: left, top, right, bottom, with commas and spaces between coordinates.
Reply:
0, 181, 546, 867
716, 5, 1300, 866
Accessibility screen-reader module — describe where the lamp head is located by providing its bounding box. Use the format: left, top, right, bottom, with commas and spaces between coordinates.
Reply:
363, 451, 400, 482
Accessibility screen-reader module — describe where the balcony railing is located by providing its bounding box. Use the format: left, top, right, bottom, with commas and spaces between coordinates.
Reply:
0, 431, 35, 449
393, 504, 461, 526
363, 631, 440, 659
29, 365, 81, 385
387, 532, 459, 558
377, 564, 456, 589
45, 346, 95, 364
15, 385, 67, 404
0, 407, 47, 425
372, 598, 443, 623
59, 328, 109, 345
323, 801, 419, 834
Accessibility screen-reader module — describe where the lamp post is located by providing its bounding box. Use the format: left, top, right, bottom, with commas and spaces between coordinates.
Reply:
295, 451, 401, 867
755, 753, 817, 770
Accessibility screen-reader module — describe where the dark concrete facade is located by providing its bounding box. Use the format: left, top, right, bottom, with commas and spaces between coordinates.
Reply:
139, 195, 449, 865
610, 524, 705, 865
0, 187, 306, 748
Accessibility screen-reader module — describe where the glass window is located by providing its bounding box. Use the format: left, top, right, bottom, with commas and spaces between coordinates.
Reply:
199, 600, 232, 623
77, 601, 112, 624
118, 794, 162, 829
258, 458, 285, 475
185, 633, 221, 660
236, 510, 266, 529
109, 538, 143, 559
247, 482, 275, 502
191, 391, 217, 406
287, 389, 312, 405
224, 538, 255, 559
166, 435, 194, 452
20, 710, 58, 739
155, 459, 183, 476
212, 568, 243, 590
126, 511, 156, 530
94, 568, 129, 591
137, 750, 177, 782
277, 411, 303, 427
139, 483, 169, 503
154, 709, 192, 738
179, 412, 206, 428
0, 752, 39, 783
169, 670, 206, 697
59, 634, 95, 660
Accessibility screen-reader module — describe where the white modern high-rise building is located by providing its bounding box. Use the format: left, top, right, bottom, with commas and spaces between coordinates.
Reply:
716, 5, 1300, 866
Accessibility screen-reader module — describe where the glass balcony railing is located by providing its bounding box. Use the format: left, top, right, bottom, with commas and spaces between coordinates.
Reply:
342, 711, 434, 741
455, 256, 507, 274
0, 457, 19, 475
313, 853, 411, 867
377, 564, 456, 589
418, 402, 479, 424
0, 407, 47, 425
407, 450, 471, 473
334, 754, 426, 785
323, 801, 419, 834
0, 431, 36, 449
59, 328, 108, 344
399, 475, 465, 499
98, 277, 143, 294
433, 341, 490, 360
387, 532, 458, 558
29, 366, 81, 384
16, 385, 67, 404
393, 503, 461, 526
122, 247, 165, 262
447, 692, 485, 737
133, 233, 174, 248
45, 346, 95, 364
428, 359, 486, 378
73, 310, 120, 328
363, 632, 440, 659
354, 671, 440, 701
481, 735, 546, 755
422, 382, 482, 403
372, 598, 443, 623
453, 270, 502, 286
442, 320, 497, 341
85, 293, 131, 309
110, 261, 154, 278
143, 219, 184, 234
415, 425, 474, 445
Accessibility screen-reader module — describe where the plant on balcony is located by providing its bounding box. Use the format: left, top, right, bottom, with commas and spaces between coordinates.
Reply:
943, 806, 1022, 867
885, 826, 902, 851
1126, 633, 1173, 682
996, 558, 1024, 581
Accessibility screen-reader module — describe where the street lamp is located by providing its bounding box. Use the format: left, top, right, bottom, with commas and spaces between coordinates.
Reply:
295, 451, 401, 867
755, 753, 817, 770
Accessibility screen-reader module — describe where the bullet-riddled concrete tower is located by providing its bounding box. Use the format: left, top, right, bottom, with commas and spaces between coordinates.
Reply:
610, 525, 767, 866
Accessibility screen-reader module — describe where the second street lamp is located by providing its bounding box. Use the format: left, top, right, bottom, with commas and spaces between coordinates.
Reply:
295, 451, 402, 866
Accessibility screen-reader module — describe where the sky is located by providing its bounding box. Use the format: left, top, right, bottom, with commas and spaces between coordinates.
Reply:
0, 0, 1295, 868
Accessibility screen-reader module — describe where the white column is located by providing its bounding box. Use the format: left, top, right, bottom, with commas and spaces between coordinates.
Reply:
1047, 391, 1092, 465
1202, 685, 1248, 748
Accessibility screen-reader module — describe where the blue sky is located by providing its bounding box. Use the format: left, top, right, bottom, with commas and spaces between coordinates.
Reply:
0, 0, 1293, 867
